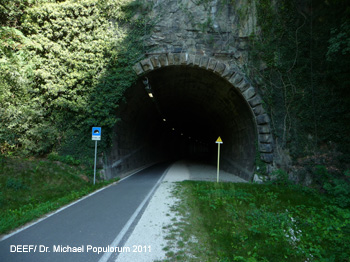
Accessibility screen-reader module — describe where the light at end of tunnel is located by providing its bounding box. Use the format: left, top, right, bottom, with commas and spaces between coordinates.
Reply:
148, 93, 153, 98
172, 128, 175, 131
163, 118, 166, 122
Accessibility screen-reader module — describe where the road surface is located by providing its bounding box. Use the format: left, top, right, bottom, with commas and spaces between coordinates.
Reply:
0, 162, 171, 262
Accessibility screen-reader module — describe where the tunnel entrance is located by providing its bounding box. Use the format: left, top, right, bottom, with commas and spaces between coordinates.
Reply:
105, 54, 274, 181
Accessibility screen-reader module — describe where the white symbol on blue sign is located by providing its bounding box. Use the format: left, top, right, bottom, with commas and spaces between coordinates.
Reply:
92, 127, 101, 141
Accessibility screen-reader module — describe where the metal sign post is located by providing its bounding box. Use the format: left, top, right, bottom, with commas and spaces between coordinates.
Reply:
93, 140, 97, 185
92, 127, 101, 185
216, 136, 223, 183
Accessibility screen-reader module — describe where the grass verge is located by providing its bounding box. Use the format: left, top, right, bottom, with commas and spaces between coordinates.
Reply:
0, 156, 118, 235
163, 181, 350, 261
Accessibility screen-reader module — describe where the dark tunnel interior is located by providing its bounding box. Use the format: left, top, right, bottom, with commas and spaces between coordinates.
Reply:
106, 66, 257, 181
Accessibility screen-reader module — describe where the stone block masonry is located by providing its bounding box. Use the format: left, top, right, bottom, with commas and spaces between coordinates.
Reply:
132, 53, 274, 168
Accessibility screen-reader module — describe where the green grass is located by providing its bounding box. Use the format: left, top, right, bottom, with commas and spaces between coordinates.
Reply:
0, 156, 118, 234
164, 181, 350, 262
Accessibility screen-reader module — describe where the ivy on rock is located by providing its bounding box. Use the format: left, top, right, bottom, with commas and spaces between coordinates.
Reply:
0, 0, 146, 159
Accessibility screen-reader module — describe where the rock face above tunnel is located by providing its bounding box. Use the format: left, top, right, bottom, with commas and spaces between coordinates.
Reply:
143, 0, 257, 65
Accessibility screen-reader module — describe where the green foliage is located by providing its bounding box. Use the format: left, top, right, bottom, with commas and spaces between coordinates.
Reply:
270, 169, 292, 186
171, 181, 350, 261
249, 0, 350, 160
0, 191, 3, 208
291, 151, 350, 207
47, 152, 80, 165
6, 177, 28, 191
312, 165, 350, 208
327, 21, 350, 60
0, 156, 117, 234
0, 0, 147, 160
0, 25, 38, 154
0, 0, 34, 27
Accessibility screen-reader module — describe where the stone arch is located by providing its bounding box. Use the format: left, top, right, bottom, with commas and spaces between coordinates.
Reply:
132, 53, 274, 176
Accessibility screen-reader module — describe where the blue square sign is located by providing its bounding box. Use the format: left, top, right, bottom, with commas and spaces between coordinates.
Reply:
92, 127, 101, 141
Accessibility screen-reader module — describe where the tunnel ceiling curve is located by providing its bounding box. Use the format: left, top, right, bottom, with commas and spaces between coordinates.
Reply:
107, 54, 274, 181
145, 66, 250, 145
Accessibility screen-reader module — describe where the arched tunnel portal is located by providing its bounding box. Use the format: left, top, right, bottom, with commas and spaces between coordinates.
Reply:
105, 54, 274, 181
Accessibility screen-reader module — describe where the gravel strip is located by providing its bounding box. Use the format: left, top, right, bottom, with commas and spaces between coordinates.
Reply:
114, 160, 246, 262
186, 161, 247, 183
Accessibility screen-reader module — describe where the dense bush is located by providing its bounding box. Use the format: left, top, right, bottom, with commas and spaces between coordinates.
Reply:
0, 0, 146, 159
249, 0, 350, 160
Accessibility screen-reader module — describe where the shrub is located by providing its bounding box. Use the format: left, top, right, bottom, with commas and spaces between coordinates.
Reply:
48, 152, 80, 166
6, 178, 27, 191
0, 191, 3, 208
314, 166, 350, 208
270, 169, 293, 186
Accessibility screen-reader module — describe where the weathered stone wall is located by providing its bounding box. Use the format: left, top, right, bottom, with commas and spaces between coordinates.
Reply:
142, 0, 257, 65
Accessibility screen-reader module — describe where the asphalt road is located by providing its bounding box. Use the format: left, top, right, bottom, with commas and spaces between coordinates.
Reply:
0, 162, 171, 262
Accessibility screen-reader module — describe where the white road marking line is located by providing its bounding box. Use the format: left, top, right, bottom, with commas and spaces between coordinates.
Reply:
98, 168, 168, 262
0, 164, 154, 242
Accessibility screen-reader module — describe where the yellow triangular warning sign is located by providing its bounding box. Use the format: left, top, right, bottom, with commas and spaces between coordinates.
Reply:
216, 136, 223, 143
